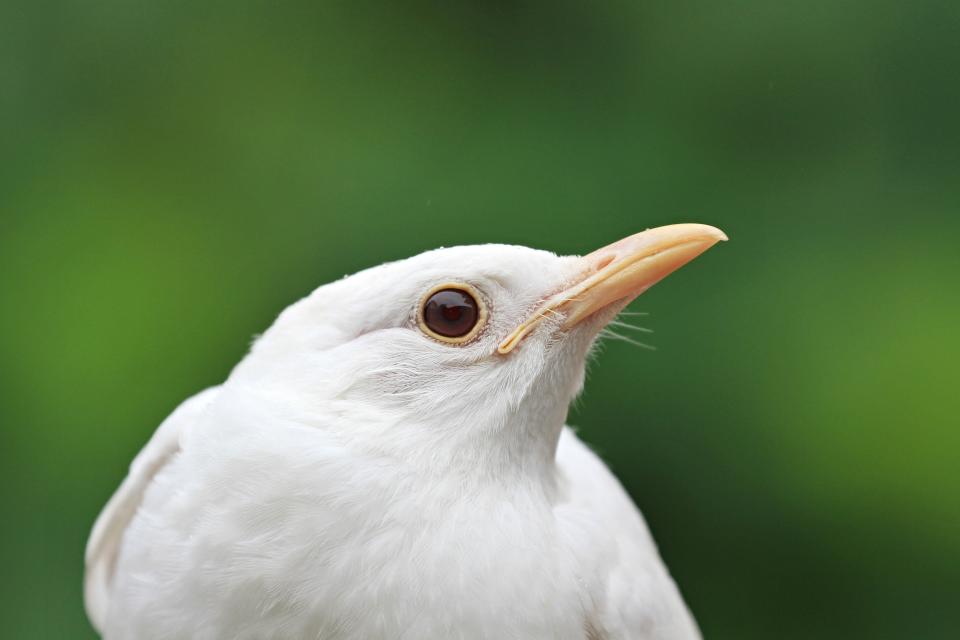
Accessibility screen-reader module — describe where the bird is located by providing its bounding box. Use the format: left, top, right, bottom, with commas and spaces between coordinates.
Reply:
85, 223, 727, 640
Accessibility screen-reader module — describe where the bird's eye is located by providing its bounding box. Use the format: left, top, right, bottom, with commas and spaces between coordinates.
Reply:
418, 283, 487, 344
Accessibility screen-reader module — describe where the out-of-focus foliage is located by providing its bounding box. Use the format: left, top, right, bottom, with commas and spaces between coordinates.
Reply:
2, 1, 958, 638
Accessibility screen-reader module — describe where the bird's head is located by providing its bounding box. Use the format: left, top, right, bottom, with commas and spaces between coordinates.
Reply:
232, 224, 726, 481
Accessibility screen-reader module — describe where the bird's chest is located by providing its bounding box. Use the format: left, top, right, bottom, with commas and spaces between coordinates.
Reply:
111, 450, 604, 640
279, 484, 600, 639
325, 504, 597, 639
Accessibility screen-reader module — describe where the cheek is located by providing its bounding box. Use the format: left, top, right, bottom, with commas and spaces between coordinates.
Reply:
337, 333, 495, 407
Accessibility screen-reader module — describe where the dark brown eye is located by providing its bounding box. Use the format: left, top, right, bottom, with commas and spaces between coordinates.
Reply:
418, 284, 486, 343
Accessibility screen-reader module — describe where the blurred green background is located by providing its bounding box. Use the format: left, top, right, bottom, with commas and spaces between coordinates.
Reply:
2, 1, 959, 638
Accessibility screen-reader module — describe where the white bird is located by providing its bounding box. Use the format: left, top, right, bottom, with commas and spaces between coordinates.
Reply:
85, 223, 727, 640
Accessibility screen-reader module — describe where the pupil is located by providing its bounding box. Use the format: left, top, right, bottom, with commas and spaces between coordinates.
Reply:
423, 288, 479, 338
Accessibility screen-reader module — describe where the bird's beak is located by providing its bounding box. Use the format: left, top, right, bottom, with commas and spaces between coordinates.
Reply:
497, 223, 728, 354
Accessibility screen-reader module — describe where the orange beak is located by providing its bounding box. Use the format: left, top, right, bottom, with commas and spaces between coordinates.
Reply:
497, 223, 728, 354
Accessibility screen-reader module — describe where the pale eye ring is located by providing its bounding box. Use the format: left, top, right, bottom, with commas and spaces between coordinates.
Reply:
417, 282, 488, 344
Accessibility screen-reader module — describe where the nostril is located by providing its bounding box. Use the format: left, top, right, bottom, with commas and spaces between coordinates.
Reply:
594, 254, 616, 271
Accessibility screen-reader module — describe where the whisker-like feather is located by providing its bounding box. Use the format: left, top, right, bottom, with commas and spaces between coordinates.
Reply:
608, 320, 653, 334
598, 328, 656, 350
